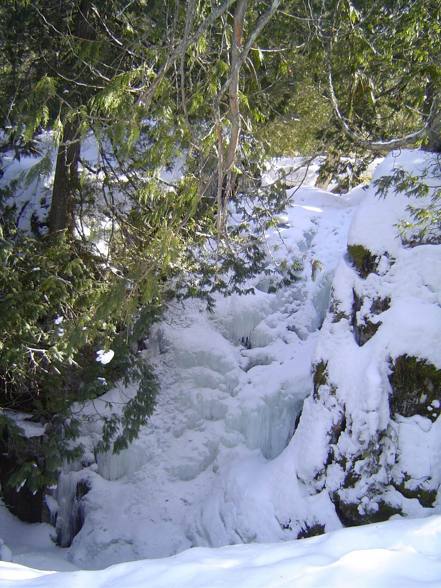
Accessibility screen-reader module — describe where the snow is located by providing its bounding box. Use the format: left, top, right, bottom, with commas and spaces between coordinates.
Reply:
348, 149, 436, 256
1, 149, 440, 586
2, 412, 46, 439
0, 501, 78, 572
96, 350, 115, 365
0, 134, 55, 233
263, 155, 324, 188
291, 149, 441, 526
2, 516, 441, 587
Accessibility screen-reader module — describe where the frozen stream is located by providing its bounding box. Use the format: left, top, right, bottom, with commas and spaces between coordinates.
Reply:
45, 182, 364, 570
3, 153, 441, 588
0, 172, 365, 570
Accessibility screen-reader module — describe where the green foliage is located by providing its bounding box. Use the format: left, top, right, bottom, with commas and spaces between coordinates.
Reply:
347, 244, 379, 278
375, 158, 441, 244
22, 77, 57, 141
24, 153, 53, 187
98, 363, 158, 454
389, 355, 441, 422
0, 223, 160, 486
0, 232, 103, 402
257, 80, 331, 157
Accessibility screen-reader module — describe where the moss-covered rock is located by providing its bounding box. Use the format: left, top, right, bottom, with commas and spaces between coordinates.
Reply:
329, 292, 349, 323
332, 493, 402, 526
351, 290, 391, 346
393, 478, 437, 508
371, 296, 391, 315
389, 355, 441, 421
347, 244, 379, 278
328, 413, 347, 446
312, 361, 328, 400
297, 522, 325, 539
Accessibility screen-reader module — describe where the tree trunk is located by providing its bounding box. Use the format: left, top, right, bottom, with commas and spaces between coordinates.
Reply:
48, 118, 80, 235
424, 84, 441, 153
216, 0, 247, 236
316, 151, 339, 190
427, 112, 441, 152
48, 0, 93, 235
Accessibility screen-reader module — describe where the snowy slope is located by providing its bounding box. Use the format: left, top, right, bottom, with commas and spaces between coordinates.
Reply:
0, 502, 77, 573
2, 515, 441, 587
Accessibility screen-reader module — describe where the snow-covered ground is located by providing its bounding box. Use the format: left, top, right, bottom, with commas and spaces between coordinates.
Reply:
2, 516, 441, 587
1, 149, 441, 586
0, 502, 77, 573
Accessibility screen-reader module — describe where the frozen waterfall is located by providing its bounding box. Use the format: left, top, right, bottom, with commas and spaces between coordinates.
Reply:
53, 181, 359, 568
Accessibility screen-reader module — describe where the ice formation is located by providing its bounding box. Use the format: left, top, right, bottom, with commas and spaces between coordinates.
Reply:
48, 161, 362, 568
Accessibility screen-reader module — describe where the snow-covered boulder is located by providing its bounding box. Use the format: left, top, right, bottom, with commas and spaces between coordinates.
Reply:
292, 150, 441, 529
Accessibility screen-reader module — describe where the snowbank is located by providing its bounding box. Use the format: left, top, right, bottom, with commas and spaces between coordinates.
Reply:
2, 515, 441, 587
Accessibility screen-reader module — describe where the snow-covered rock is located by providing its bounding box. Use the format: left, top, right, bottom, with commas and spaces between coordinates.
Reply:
291, 149, 441, 528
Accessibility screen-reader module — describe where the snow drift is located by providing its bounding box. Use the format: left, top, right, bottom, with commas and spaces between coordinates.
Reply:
2, 515, 441, 587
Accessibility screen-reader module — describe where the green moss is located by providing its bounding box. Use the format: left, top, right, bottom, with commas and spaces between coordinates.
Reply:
332, 493, 402, 527
313, 361, 328, 399
393, 479, 437, 508
297, 523, 325, 539
347, 244, 379, 278
389, 355, 441, 421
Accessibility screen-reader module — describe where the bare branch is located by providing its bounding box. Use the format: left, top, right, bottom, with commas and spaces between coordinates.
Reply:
138, 0, 237, 109
179, 0, 198, 131
90, 5, 137, 58
216, 0, 282, 105
310, 1, 440, 153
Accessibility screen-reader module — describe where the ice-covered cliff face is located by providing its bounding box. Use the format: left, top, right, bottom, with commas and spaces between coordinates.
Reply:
54, 166, 360, 569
